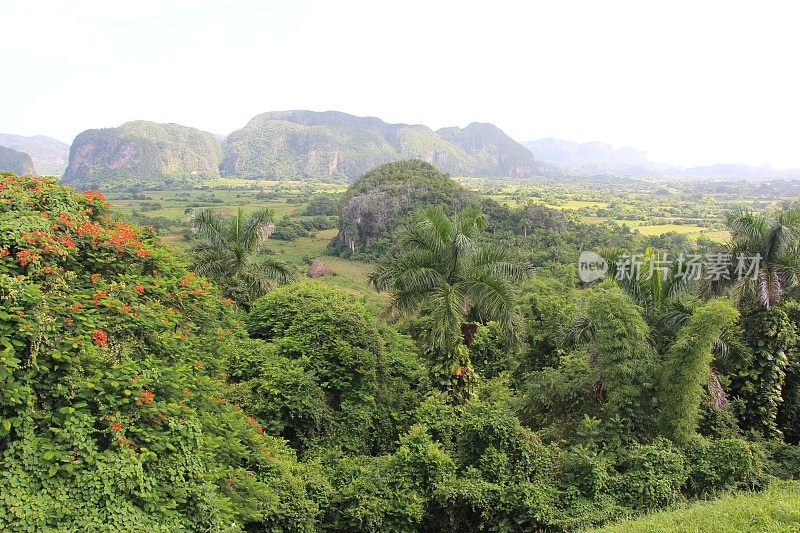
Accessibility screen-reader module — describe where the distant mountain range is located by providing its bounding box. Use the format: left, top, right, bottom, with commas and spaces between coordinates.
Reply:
0, 134, 70, 176
523, 138, 666, 176
58, 111, 549, 188
524, 137, 800, 179
5, 113, 800, 187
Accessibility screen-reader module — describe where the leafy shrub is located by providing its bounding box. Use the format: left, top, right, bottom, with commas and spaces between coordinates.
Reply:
246, 281, 425, 454
271, 215, 338, 241
657, 299, 739, 444
303, 193, 341, 216
613, 439, 688, 510
518, 274, 577, 372
226, 339, 331, 446
778, 301, 800, 443
764, 442, 800, 479
469, 322, 515, 378
684, 437, 766, 497
561, 445, 613, 498
732, 307, 797, 440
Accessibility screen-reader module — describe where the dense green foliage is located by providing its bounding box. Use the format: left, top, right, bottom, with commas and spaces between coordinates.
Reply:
732, 307, 797, 439
0, 174, 315, 530
302, 193, 341, 217
370, 206, 533, 402
3, 166, 800, 531
243, 281, 426, 455
658, 299, 739, 444
271, 215, 337, 241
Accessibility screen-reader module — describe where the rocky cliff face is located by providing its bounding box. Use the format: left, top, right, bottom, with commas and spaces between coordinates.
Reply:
334, 160, 475, 257
436, 122, 542, 178
221, 110, 541, 180
0, 145, 36, 175
63, 121, 222, 189
0, 134, 69, 176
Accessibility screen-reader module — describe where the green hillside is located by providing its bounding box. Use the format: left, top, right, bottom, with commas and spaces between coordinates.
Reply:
62, 121, 223, 189
437, 122, 540, 178
221, 110, 543, 180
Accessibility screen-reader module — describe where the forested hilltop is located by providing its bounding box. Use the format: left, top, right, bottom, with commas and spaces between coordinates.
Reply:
1, 161, 800, 531
63, 121, 223, 189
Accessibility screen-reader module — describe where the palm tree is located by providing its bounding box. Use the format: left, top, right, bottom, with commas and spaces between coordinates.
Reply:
369, 206, 533, 399
721, 206, 800, 439
724, 206, 800, 308
605, 247, 692, 318
189, 208, 294, 308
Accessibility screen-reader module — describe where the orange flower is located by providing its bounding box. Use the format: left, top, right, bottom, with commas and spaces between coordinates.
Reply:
134, 285, 145, 293
90, 273, 100, 283
16, 249, 40, 266
91, 290, 108, 305
121, 305, 132, 314
109, 421, 122, 431
71, 302, 83, 311
83, 190, 106, 203
137, 389, 154, 405
92, 329, 108, 347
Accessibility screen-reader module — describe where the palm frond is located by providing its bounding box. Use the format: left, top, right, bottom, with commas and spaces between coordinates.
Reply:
469, 245, 535, 282
255, 257, 294, 285
726, 207, 766, 244
243, 208, 277, 253
190, 209, 228, 247
461, 275, 517, 340
420, 282, 467, 353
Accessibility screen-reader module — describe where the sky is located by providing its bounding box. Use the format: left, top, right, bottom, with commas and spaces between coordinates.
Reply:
2, 0, 799, 168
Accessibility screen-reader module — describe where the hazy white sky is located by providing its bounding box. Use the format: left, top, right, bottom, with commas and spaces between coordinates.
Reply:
2, 0, 799, 167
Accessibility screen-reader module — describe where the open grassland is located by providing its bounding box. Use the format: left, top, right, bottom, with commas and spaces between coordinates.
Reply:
636, 223, 709, 235
592, 481, 800, 533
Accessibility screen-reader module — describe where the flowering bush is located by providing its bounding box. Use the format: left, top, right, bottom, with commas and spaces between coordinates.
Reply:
0, 174, 315, 531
